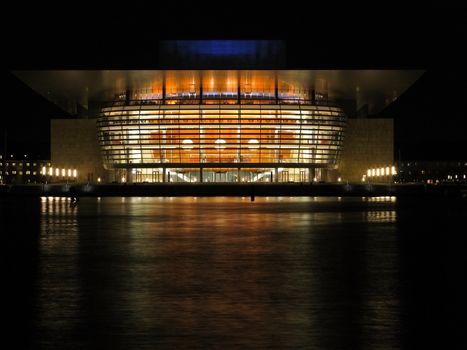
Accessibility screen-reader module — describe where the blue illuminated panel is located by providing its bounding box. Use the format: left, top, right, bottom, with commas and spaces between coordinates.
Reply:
176, 40, 259, 56
160, 40, 285, 68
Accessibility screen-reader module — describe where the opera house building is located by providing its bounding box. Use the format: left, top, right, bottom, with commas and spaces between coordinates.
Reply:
12, 42, 423, 184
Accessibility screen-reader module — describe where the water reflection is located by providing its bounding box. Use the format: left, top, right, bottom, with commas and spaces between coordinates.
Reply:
366, 210, 397, 223
4, 195, 464, 349
23, 197, 406, 349
37, 197, 81, 348
0, 196, 414, 349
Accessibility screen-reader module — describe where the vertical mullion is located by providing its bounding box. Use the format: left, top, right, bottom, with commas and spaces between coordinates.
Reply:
297, 104, 302, 163
138, 102, 143, 165
178, 105, 182, 163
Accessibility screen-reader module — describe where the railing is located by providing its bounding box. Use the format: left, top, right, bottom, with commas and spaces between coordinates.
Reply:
100, 97, 339, 109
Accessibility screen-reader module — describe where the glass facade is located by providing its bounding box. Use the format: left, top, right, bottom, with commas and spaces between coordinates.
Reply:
97, 72, 346, 183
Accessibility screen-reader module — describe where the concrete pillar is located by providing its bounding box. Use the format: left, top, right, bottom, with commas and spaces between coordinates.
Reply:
199, 71, 203, 104
162, 167, 166, 183
199, 168, 203, 183
162, 73, 166, 104
274, 167, 279, 182
309, 167, 315, 182
321, 169, 328, 182
127, 168, 133, 183
274, 73, 279, 104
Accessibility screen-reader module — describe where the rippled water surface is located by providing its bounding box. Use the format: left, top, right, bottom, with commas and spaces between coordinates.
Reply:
3, 196, 466, 349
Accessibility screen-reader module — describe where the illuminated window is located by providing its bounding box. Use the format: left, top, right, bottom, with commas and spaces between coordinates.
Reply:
248, 139, 259, 149
26, 170, 30, 175
182, 139, 193, 149
214, 139, 226, 149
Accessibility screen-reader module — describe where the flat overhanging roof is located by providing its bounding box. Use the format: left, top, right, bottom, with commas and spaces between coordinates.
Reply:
12, 70, 424, 115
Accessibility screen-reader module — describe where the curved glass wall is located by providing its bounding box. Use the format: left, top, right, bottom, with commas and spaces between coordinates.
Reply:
97, 104, 346, 182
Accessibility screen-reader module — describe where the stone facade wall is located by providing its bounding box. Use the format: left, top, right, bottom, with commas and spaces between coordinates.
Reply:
338, 119, 394, 182
51, 119, 106, 183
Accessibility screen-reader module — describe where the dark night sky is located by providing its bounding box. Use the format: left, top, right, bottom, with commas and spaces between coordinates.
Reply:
3, 2, 466, 69
2, 2, 466, 160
